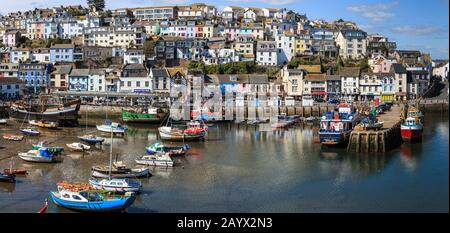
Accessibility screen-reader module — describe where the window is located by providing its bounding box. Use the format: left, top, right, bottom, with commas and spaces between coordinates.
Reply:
136, 81, 140, 87
127, 81, 131, 87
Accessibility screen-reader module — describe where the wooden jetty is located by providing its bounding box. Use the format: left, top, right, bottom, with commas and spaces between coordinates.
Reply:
347, 104, 404, 153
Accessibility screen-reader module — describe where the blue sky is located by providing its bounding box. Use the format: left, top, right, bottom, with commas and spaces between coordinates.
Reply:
2, 0, 449, 59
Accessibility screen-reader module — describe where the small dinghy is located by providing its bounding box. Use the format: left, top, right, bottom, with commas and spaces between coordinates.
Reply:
0, 172, 15, 183
20, 128, 40, 136
89, 178, 142, 193
78, 135, 105, 144
3, 134, 24, 141
67, 143, 91, 152
135, 152, 174, 167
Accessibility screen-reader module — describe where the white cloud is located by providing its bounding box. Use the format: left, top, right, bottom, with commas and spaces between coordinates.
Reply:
392, 26, 442, 34
347, 1, 399, 21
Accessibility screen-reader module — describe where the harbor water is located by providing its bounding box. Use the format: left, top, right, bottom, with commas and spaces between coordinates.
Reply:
0, 113, 448, 213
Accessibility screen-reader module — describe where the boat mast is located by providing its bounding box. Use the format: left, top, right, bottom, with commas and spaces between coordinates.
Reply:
109, 126, 113, 180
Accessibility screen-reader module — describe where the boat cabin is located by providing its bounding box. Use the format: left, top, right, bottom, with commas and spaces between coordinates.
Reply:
404, 117, 418, 126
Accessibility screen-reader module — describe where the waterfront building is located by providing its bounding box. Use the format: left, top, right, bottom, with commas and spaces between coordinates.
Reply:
380, 72, 396, 102
256, 41, 277, 66
18, 62, 52, 93
359, 73, 382, 101
407, 70, 430, 99
118, 64, 151, 93
68, 68, 90, 92
303, 73, 327, 100
281, 67, 304, 99
391, 63, 408, 101
149, 68, 170, 94
89, 69, 106, 92
339, 67, 360, 101
0, 77, 24, 100
50, 65, 72, 91
326, 74, 341, 100
336, 29, 367, 59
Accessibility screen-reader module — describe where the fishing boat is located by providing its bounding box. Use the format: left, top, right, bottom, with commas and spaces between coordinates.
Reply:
91, 162, 150, 179
0, 172, 15, 183
18, 149, 64, 163
19, 128, 40, 136
29, 120, 58, 129
135, 152, 175, 167
9, 95, 80, 126
78, 135, 105, 144
50, 188, 136, 212
407, 107, 425, 124
2, 134, 24, 141
122, 107, 167, 124
401, 117, 423, 142
0, 119, 7, 125
32, 141, 64, 153
319, 103, 358, 146
96, 121, 128, 135
67, 143, 91, 152
88, 178, 142, 193
158, 120, 207, 141
145, 141, 189, 155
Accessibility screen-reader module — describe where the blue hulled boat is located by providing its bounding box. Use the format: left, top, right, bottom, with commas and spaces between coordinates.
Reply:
78, 135, 105, 144
319, 103, 358, 146
50, 189, 136, 212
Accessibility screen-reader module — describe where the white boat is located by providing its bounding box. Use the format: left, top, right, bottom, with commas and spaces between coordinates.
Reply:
18, 150, 63, 163
96, 121, 128, 134
91, 166, 150, 178
66, 143, 91, 152
135, 152, 174, 167
0, 119, 7, 125
88, 178, 142, 193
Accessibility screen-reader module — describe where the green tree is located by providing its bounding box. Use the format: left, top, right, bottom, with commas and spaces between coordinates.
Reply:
87, 0, 105, 12
143, 39, 156, 57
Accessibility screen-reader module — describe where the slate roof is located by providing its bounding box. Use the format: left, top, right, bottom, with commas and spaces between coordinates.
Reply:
70, 68, 90, 76
151, 68, 169, 78
52, 65, 72, 75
